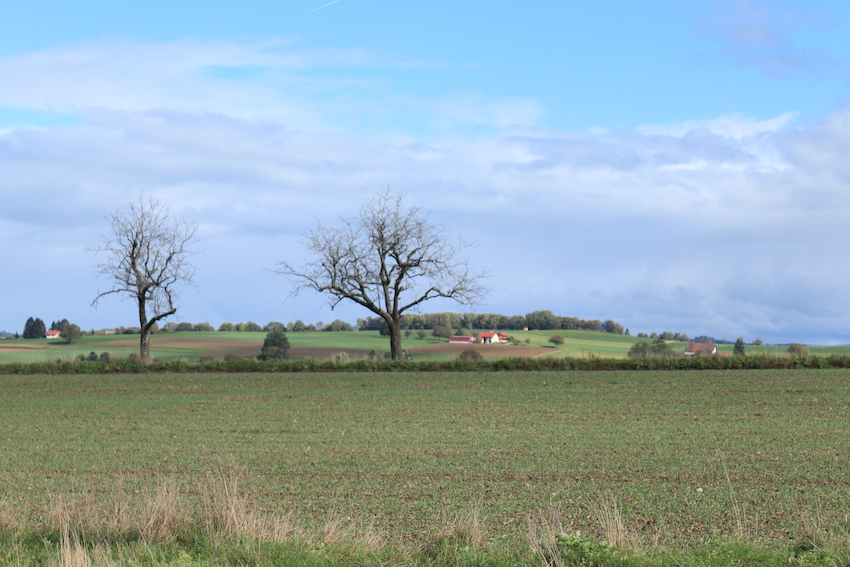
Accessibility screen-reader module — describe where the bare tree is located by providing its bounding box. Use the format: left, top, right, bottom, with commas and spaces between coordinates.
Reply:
91, 195, 198, 361
277, 190, 488, 360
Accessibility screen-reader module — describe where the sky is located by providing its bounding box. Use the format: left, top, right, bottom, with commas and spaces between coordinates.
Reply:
2, 0, 850, 344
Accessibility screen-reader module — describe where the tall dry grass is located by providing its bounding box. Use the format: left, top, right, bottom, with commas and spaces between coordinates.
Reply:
7, 465, 387, 565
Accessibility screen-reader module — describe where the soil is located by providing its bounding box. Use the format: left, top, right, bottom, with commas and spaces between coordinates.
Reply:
84, 336, 372, 360
407, 343, 555, 357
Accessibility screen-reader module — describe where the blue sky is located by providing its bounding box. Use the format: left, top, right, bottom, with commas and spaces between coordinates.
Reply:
2, 0, 850, 343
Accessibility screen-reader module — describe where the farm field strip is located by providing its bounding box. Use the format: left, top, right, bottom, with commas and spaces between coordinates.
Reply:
5, 329, 850, 363
1, 369, 849, 546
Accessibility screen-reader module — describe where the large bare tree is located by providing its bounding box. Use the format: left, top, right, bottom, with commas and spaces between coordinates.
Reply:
277, 190, 488, 360
91, 195, 198, 361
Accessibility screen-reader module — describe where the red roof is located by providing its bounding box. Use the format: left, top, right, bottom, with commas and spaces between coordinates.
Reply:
45, 330, 61, 337
685, 342, 715, 353
478, 331, 508, 340
449, 336, 476, 343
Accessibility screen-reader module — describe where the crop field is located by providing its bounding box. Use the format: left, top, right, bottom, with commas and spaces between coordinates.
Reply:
3, 329, 850, 364
2, 368, 850, 550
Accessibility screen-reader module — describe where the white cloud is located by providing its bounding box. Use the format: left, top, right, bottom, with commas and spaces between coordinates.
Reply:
3, 39, 850, 343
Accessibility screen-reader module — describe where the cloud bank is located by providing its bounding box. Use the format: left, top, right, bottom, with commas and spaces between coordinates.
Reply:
2, 38, 849, 344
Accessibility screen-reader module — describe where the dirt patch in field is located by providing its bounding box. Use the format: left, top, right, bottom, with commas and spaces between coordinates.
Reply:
408, 343, 556, 358
86, 336, 252, 350
85, 336, 369, 360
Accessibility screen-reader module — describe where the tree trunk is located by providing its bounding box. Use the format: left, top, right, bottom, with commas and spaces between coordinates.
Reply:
138, 296, 150, 361
139, 330, 151, 362
388, 319, 403, 360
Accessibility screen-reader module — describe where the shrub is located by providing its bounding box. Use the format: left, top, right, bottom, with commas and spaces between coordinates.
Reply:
628, 339, 672, 358
259, 330, 290, 361
458, 349, 482, 361
549, 335, 565, 346
332, 352, 350, 365
788, 343, 810, 357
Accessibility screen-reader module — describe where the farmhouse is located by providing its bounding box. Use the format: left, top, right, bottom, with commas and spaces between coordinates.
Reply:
448, 336, 476, 344
684, 342, 716, 356
45, 330, 61, 339
478, 331, 508, 344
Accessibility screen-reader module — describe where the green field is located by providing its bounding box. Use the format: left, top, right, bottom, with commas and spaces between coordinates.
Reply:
3, 368, 850, 551
3, 329, 847, 364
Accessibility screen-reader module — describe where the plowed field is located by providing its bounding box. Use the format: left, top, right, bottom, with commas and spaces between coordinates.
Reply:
408, 342, 555, 357
85, 336, 367, 359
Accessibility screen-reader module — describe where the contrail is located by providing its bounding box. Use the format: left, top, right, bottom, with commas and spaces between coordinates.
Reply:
310, 0, 344, 12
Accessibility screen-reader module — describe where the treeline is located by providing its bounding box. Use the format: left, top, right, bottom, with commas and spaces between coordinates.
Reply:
635, 331, 692, 342
160, 311, 629, 335
19, 317, 82, 340
157, 319, 357, 333
358, 310, 627, 333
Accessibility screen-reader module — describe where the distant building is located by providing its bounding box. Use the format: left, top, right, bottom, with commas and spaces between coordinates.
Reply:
45, 330, 61, 339
449, 336, 476, 344
478, 331, 509, 344
684, 342, 716, 356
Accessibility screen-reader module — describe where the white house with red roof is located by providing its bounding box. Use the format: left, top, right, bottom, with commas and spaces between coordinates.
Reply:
478, 331, 508, 344
448, 336, 476, 344
684, 342, 716, 356
45, 330, 62, 339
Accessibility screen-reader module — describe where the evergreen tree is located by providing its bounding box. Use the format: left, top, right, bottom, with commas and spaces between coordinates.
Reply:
23, 317, 35, 339
33, 318, 46, 338
23, 317, 46, 339
733, 337, 746, 356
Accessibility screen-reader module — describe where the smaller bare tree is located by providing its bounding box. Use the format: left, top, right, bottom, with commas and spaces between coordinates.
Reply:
91, 195, 198, 361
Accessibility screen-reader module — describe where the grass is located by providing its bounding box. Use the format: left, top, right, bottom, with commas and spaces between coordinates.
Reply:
4, 368, 850, 564
3, 369, 850, 541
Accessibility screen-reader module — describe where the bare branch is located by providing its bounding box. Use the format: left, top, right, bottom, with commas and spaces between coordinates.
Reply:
90, 194, 199, 360
276, 189, 489, 360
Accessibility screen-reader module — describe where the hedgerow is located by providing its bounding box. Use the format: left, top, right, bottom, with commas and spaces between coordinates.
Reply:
1, 353, 849, 374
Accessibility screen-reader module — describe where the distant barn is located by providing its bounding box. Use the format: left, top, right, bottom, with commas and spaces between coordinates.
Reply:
478, 331, 508, 344
448, 336, 476, 344
684, 342, 716, 356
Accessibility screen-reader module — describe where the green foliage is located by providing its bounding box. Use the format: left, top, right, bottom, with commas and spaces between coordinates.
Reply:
259, 329, 290, 360
22, 317, 46, 339
432, 325, 452, 339
789, 343, 810, 357
458, 349, 482, 361
331, 351, 350, 365
734, 337, 746, 356
323, 319, 354, 332
61, 323, 83, 344
549, 334, 565, 345
628, 338, 672, 358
